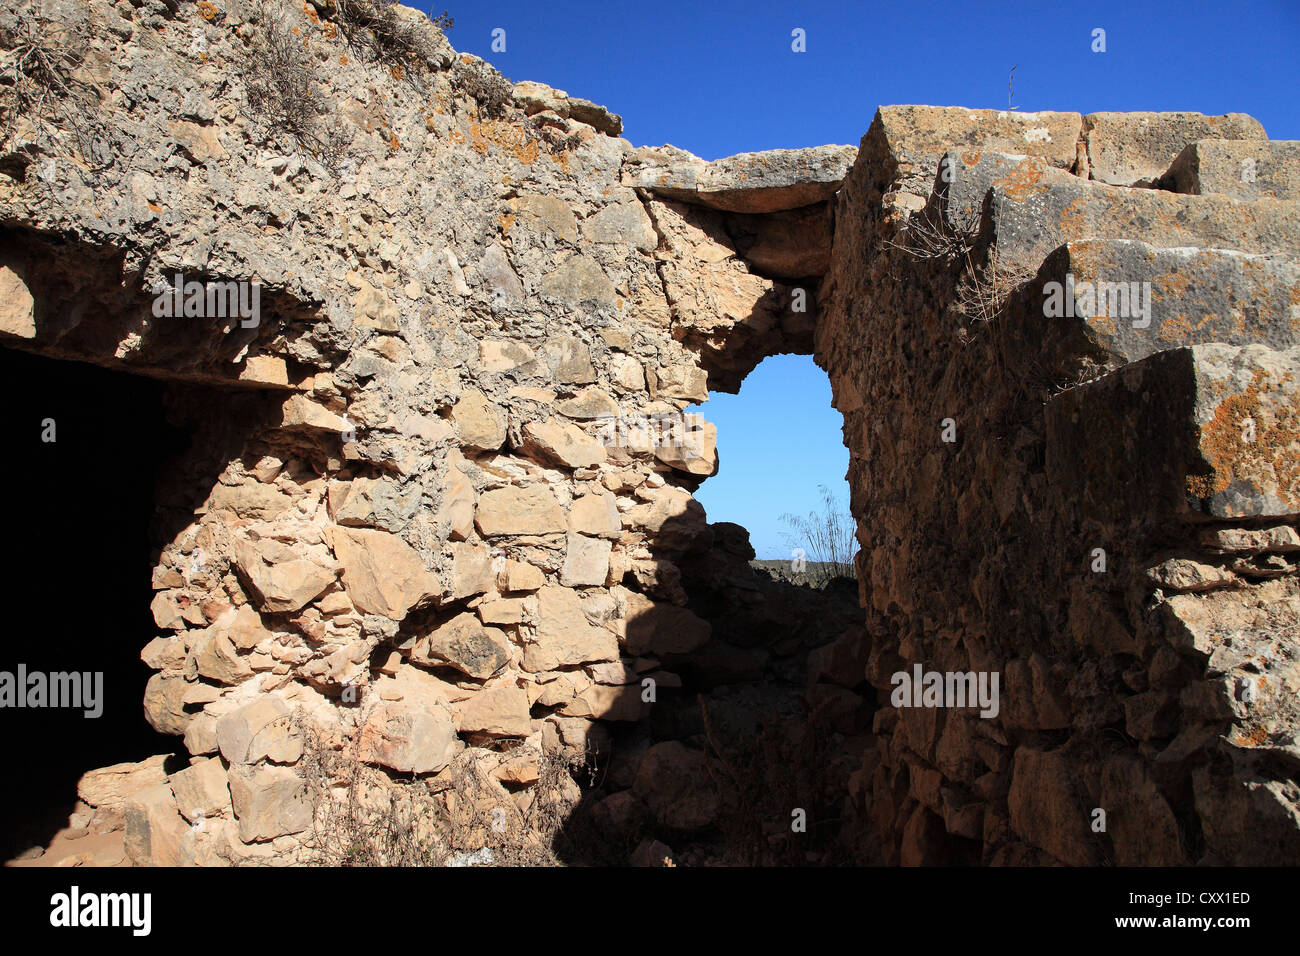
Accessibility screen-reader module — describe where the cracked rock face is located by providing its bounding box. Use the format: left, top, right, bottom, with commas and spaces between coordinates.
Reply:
2, 1, 1298, 867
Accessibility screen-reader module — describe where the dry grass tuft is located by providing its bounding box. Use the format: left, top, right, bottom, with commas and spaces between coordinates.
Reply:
699, 694, 867, 866
448, 58, 512, 119
241, 1, 320, 142
0, 1, 107, 167
296, 711, 589, 866
333, 0, 444, 75
779, 484, 857, 586
240, 1, 358, 172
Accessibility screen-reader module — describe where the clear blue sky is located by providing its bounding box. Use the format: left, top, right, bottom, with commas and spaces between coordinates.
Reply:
417, 0, 1298, 557
686, 355, 849, 558
423, 0, 1299, 155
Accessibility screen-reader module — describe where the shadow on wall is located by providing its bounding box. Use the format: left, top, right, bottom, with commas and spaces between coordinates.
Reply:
542, 525, 876, 867
0, 227, 319, 383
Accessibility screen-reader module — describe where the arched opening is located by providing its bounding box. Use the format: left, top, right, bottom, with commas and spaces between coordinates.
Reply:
559, 349, 877, 866
690, 353, 853, 573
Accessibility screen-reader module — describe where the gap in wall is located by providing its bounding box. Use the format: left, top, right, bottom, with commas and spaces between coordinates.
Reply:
0, 347, 193, 859
690, 353, 851, 565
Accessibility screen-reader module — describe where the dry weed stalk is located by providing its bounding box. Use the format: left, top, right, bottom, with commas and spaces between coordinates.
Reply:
886, 192, 1031, 329
887, 189, 1042, 416
884, 202, 978, 264
0, 1, 107, 166
240, 0, 362, 172
296, 710, 586, 867
953, 249, 1033, 327
0, 6, 80, 117
241, 0, 320, 141
779, 484, 856, 586
333, 0, 444, 77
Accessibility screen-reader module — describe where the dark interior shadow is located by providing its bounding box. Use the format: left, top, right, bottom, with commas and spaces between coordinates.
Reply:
0, 347, 270, 861
549, 521, 874, 867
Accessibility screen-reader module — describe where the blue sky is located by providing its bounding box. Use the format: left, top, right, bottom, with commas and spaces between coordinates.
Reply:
686, 355, 849, 558
423, 0, 1299, 557
426, 0, 1299, 154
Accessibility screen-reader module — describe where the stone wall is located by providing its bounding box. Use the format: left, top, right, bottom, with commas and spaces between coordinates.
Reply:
820, 106, 1300, 865
1, 0, 1296, 865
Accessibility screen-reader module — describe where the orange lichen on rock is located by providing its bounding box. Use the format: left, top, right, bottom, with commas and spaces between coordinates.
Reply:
1086, 314, 1117, 336
1237, 725, 1269, 747
516, 137, 539, 165
1188, 376, 1263, 500
468, 123, 490, 155
468, 120, 541, 166
1057, 196, 1090, 241
1070, 239, 1107, 279
1154, 263, 1194, 303
1187, 366, 1300, 510
993, 159, 1048, 203
1159, 314, 1198, 343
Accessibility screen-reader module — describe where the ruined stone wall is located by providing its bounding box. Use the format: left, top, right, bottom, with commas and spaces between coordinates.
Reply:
1, 0, 869, 866
820, 107, 1300, 865
1, 0, 1297, 866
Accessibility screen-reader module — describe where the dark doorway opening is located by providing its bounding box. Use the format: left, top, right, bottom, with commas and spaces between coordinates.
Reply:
0, 347, 192, 860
